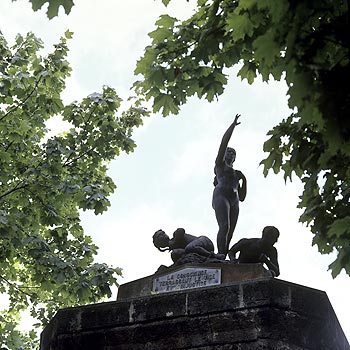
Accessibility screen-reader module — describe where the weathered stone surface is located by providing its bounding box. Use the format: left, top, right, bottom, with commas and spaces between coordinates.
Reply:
117, 262, 271, 300
40, 278, 349, 350
153, 267, 222, 293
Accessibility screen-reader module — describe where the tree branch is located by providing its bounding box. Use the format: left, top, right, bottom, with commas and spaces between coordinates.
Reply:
63, 146, 95, 167
0, 76, 42, 122
0, 275, 37, 299
7, 35, 31, 63
0, 183, 29, 201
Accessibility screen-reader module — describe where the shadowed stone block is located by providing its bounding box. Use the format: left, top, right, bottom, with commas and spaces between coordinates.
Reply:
40, 274, 349, 350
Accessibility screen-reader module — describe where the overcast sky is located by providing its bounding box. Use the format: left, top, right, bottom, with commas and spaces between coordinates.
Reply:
1, 0, 349, 340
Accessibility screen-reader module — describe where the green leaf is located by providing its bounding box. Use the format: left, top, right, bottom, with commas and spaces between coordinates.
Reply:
0, 215, 8, 224
153, 94, 179, 116
56, 272, 66, 283
226, 12, 255, 40
77, 286, 91, 300
64, 30, 73, 39
328, 217, 350, 238
329, 254, 344, 278
253, 30, 280, 67
30, 0, 46, 11
262, 135, 279, 152
155, 14, 177, 28
30, 0, 74, 19
149, 27, 172, 44
239, 0, 257, 10
257, 0, 289, 23
237, 63, 256, 84
134, 48, 157, 76
148, 68, 166, 88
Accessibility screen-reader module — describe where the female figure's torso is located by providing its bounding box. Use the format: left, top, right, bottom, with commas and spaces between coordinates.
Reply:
213, 163, 240, 206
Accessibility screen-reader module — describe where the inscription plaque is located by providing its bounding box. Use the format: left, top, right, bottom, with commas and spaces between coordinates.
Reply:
152, 267, 221, 294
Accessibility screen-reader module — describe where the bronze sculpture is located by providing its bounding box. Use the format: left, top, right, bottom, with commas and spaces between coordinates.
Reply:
228, 226, 280, 277
212, 115, 247, 256
151, 114, 281, 278
153, 228, 225, 265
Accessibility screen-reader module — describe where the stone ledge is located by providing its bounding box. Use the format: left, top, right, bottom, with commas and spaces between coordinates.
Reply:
117, 262, 271, 300
40, 278, 349, 350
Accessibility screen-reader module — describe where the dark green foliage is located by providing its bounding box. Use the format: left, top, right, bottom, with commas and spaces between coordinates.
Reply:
134, 0, 350, 277
0, 31, 147, 349
12, 0, 74, 19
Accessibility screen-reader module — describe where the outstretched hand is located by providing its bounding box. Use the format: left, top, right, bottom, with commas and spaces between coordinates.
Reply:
232, 114, 241, 127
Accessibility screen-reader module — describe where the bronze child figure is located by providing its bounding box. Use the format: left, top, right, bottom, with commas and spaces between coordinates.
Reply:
153, 228, 225, 264
228, 226, 280, 277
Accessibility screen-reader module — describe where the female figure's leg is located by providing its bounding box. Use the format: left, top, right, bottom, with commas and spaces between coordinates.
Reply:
213, 195, 231, 255
226, 202, 239, 254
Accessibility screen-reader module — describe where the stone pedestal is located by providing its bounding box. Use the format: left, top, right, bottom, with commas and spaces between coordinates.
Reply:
117, 262, 271, 300
40, 265, 349, 350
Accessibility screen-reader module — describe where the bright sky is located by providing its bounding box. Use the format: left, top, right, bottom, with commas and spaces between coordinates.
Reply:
1, 0, 349, 341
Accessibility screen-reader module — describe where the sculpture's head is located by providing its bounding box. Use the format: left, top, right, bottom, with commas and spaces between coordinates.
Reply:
262, 226, 280, 245
153, 229, 170, 251
225, 147, 236, 166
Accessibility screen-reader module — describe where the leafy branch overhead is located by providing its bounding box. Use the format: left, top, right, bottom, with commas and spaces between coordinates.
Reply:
0, 30, 147, 348
134, 0, 350, 277
13, 0, 74, 19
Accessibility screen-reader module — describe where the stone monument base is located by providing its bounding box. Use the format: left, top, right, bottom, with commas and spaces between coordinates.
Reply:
40, 265, 349, 350
117, 262, 271, 300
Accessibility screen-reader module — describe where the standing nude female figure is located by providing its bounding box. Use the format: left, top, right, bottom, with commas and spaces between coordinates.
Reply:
212, 114, 247, 256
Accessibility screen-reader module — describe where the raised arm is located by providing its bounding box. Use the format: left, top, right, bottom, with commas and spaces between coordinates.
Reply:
215, 114, 241, 165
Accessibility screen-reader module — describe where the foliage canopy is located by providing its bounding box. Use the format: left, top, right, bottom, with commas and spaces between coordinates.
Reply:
13, 0, 74, 19
133, 0, 350, 277
0, 30, 146, 349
